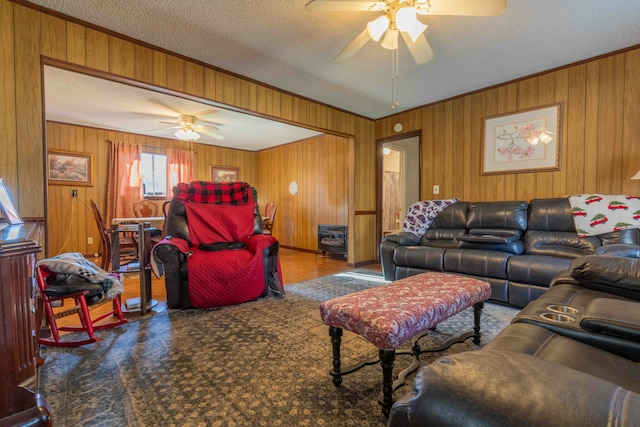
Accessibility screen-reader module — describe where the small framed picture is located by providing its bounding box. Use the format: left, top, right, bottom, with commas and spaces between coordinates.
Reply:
47, 150, 94, 186
210, 165, 239, 183
0, 178, 23, 224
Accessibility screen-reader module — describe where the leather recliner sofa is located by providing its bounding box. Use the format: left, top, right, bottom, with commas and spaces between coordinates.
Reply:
380, 197, 639, 307
387, 248, 640, 426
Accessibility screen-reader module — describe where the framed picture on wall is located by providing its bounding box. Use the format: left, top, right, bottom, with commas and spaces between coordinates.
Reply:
210, 165, 239, 183
47, 150, 94, 186
482, 103, 562, 175
0, 178, 23, 224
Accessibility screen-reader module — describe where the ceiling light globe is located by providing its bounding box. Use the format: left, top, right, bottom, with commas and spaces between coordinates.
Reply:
367, 15, 390, 41
395, 7, 417, 32
381, 29, 399, 50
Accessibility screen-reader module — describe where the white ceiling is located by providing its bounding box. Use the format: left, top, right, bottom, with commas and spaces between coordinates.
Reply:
30, 0, 640, 128
44, 66, 323, 150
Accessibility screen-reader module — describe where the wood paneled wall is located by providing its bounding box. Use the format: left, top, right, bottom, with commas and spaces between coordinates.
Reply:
376, 48, 640, 201
4, 1, 640, 265
1, 0, 376, 264
255, 134, 349, 251
45, 121, 256, 256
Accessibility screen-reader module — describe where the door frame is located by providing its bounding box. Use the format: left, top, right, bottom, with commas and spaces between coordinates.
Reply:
375, 130, 422, 262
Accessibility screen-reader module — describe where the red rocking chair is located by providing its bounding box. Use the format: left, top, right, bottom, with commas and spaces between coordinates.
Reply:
37, 266, 128, 347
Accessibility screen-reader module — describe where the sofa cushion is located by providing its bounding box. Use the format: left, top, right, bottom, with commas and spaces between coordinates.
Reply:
430, 202, 468, 229
443, 249, 511, 279
507, 255, 572, 287
466, 201, 528, 231
393, 246, 445, 271
524, 230, 600, 258
527, 197, 575, 231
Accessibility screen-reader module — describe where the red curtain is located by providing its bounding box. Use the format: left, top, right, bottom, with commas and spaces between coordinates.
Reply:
166, 147, 194, 195
106, 141, 142, 224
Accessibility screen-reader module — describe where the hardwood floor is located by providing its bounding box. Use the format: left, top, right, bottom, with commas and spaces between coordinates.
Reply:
50, 248, 381, 332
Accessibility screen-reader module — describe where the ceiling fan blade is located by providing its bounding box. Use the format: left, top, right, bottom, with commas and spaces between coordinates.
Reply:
401, 32, 434, 65
196, 124, 221, 131
198, 119, 224, 128
146, 125, 180, 132
305, 0, 385, 12
199, 128, 225, 140
334, 28, 371, 63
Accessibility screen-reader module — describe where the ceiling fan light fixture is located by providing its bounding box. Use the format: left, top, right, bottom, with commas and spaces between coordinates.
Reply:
175, 128, 200, 141
381, 28, 399, 50
367, 15, 390, 41
396, 7, 427, 42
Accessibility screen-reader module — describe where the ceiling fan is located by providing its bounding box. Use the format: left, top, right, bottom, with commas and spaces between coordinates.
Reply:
148, 114, 224, 141
305, 0, 507, 65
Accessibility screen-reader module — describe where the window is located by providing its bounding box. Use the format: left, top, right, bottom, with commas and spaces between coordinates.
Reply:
140, 152, 167, 197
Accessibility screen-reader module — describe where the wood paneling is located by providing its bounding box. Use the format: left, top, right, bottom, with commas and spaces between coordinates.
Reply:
255, 134, 349, 252
4, 0, 640, 266
2, 0, 374, 264
45, 122, 255, 256
377, 48, 640, 201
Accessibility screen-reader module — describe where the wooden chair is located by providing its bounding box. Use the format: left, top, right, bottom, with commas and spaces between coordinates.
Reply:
133, 199, 159, 218
36, 266, 127, 347
90, 199, 137, 271
262, 202, 277, 235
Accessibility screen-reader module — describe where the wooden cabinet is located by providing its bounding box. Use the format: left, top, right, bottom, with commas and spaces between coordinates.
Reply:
0, 223, 51, 426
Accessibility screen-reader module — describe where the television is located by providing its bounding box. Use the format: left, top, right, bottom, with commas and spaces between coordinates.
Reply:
0, 178, 23, 224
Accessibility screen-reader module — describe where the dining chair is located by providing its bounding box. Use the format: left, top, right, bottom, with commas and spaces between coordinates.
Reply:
90, 199, 137, 271
133, 199, 159, 217
262, 202, 277, 235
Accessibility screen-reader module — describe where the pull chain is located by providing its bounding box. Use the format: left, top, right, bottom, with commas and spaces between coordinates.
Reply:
391, 48, 399, 109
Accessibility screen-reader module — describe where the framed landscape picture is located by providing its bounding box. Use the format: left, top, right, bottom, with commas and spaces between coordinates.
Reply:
47, 150, 94, 186
210, 165, 239, 183
482, 103, 562, 175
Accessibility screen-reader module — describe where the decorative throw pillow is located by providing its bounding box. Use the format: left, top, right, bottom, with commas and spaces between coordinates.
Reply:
402, 199, 459, 237
568, 194, 640, 237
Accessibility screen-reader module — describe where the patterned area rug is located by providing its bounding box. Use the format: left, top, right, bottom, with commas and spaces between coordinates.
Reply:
39, 271, 519, 427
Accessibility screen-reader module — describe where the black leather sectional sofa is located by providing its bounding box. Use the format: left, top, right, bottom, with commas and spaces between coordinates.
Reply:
380, 197, 639, 307
387, 248, 640, 426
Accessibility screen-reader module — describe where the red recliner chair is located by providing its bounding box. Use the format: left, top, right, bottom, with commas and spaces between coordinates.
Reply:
152, 181, 284, 309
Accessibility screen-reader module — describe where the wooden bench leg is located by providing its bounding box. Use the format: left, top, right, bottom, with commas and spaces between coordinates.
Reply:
472, 301, 484, 345
379, 349, 396, 417
329, 326, 343, 386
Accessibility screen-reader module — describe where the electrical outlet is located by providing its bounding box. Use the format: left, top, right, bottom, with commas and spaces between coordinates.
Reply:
87, 237, 94, 245
433, 185, 440, 195
72, 189, 77, 197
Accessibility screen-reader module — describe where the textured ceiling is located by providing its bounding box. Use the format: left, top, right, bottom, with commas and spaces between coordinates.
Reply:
28, 0, 640, 120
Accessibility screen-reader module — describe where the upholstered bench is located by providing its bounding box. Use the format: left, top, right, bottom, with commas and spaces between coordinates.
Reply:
319, 272, 492, 416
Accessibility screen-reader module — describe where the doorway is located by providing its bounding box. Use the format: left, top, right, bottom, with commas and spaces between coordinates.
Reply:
376, 132, 421, 260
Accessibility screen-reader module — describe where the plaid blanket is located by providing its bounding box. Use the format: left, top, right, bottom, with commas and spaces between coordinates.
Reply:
37, 252, 124, 299
176, 181, 252, 205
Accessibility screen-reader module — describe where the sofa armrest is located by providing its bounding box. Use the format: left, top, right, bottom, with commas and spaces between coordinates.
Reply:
389, 350, 640, 427
383, 231, 421, 245
153, 240, 189, 309
569, 255, 640, 300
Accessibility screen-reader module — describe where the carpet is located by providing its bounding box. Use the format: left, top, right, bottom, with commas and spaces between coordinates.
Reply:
38, 271, 519, 427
